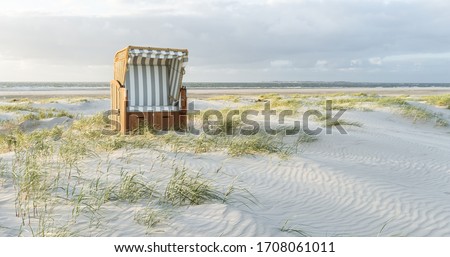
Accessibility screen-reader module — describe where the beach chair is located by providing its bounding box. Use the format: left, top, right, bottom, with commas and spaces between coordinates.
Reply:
110, 46, 189, 133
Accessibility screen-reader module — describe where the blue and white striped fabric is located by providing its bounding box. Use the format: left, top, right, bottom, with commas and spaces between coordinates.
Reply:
125, 49, 188, 112
129, 49, 188, 61
127, 106, 179, 112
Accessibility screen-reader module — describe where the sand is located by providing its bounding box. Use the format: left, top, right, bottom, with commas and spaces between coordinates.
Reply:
0, 89, 449, 236
1, 86, 450, 100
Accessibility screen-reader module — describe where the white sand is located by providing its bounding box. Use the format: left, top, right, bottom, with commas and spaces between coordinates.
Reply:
19, 117, 73, 132
1, 92, 450, 236
1, 86, 450, 99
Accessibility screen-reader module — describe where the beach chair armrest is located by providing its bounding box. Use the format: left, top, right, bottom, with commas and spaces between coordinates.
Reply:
110, 80, 128, 133
180, 86, 187, 111
110, 80, 124, 89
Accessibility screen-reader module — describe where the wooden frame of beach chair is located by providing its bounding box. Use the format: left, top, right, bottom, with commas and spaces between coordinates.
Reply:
110, 46, 189, 134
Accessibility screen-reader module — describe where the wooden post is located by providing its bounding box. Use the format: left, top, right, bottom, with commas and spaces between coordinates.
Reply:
179, 86, 188, 130
119, 88, 128, 134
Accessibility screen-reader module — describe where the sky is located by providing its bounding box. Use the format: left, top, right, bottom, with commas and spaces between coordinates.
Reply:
0, 0, 449, 83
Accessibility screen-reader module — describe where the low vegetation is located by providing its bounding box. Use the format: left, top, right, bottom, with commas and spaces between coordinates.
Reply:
134, 207, 164, 233
164, 167, 222, 205
421, 94, 450, 108
315, 115, 363, 128
0, 104, 74, 122
20, 109, 74, 121
116, 172, 156, 203
300, 94, 448, 127
395, 103, 448, 127
0, 97, 323, 236
207, 95, 241, 102
2, 93, 447, 236
280, 220, 311, 237
3, 135, 229, 236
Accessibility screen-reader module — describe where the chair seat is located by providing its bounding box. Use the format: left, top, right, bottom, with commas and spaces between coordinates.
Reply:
127, 105, 179, 112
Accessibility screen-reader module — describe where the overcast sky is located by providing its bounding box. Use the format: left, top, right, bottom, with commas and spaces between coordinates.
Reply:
0, 0, 449, 82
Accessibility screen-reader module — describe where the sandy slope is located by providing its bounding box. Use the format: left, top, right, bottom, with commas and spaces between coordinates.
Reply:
142, 110, 450, 236
1, 97, 450, 236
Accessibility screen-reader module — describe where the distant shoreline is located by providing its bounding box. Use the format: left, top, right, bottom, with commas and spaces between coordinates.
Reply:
1, 87, 450, 99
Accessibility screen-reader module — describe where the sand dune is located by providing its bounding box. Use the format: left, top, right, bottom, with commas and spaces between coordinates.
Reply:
0, 93, 449, 236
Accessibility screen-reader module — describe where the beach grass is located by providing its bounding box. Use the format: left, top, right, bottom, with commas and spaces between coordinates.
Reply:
8, 98, 32, 103
306, 94, 448, 127
315, 115, 363, 128
2, 93, 448, 236
33, 96, 107, 104
207, 95, 241, 102
253, 93, 302, 112
227, 133, 287, 156
326, 119, 363, 127
0, 104, 74, 121
20, 109, 74, 121
396, 104, 448, 127
0, 158, 7, 185
258, 93, 282, 101
398, 104, 434, 121
0, 104, 37, 113
134, 207, 164, 233
161, 130, 303, 158
116, 171, 156, 203
12, 145, 54, 220
164, 167, 222, 206
4, 133, 230, 235
421, 94, 450, 108
435, 118, 449, 127
280, 220, 311, 237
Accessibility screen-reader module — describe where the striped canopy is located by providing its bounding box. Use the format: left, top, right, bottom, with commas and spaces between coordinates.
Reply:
125, 48, 188, 112
129, 49, 188, 63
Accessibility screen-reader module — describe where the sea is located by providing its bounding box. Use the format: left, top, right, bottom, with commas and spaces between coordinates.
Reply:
1, 81, 450, 91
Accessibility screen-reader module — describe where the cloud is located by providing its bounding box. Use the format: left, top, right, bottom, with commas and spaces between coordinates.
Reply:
270, 60, 293, 68
369, 57, 383, 65
383, 52, 450, 62
350, 59, 362, 66
315, 60, 329, 71
0, 0, 450, 82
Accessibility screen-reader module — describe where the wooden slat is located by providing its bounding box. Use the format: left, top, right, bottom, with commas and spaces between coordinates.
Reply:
113, 47, 129, 85
119, 87, 128, 134
110, 80, 123, 131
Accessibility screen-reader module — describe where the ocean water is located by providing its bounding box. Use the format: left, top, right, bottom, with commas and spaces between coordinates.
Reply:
1, 81, 450, 91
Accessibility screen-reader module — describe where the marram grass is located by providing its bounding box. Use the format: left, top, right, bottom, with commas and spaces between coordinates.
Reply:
164, 167, 223, 206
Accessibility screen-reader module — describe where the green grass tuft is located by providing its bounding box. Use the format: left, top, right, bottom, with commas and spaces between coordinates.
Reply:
0, 104, 74, 121
0, 104, 37, 112
117, 172, 155, 203
227, 133, 287, 156
399, 104, 434, 122
421, 94, 450, 108
20, 110, 74, 121
257, 93, 282, 101
207, 95, 241, 102
134, 208, 164, 232
164, 167, 222, 206
435, 118, 449, 127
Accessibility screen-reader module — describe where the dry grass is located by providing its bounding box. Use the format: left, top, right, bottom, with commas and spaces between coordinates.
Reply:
421, 94, 450, 108
207, 95, 241, 102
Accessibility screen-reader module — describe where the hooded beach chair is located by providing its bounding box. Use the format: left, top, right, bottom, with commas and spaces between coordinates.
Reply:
110, 46, 189, 133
